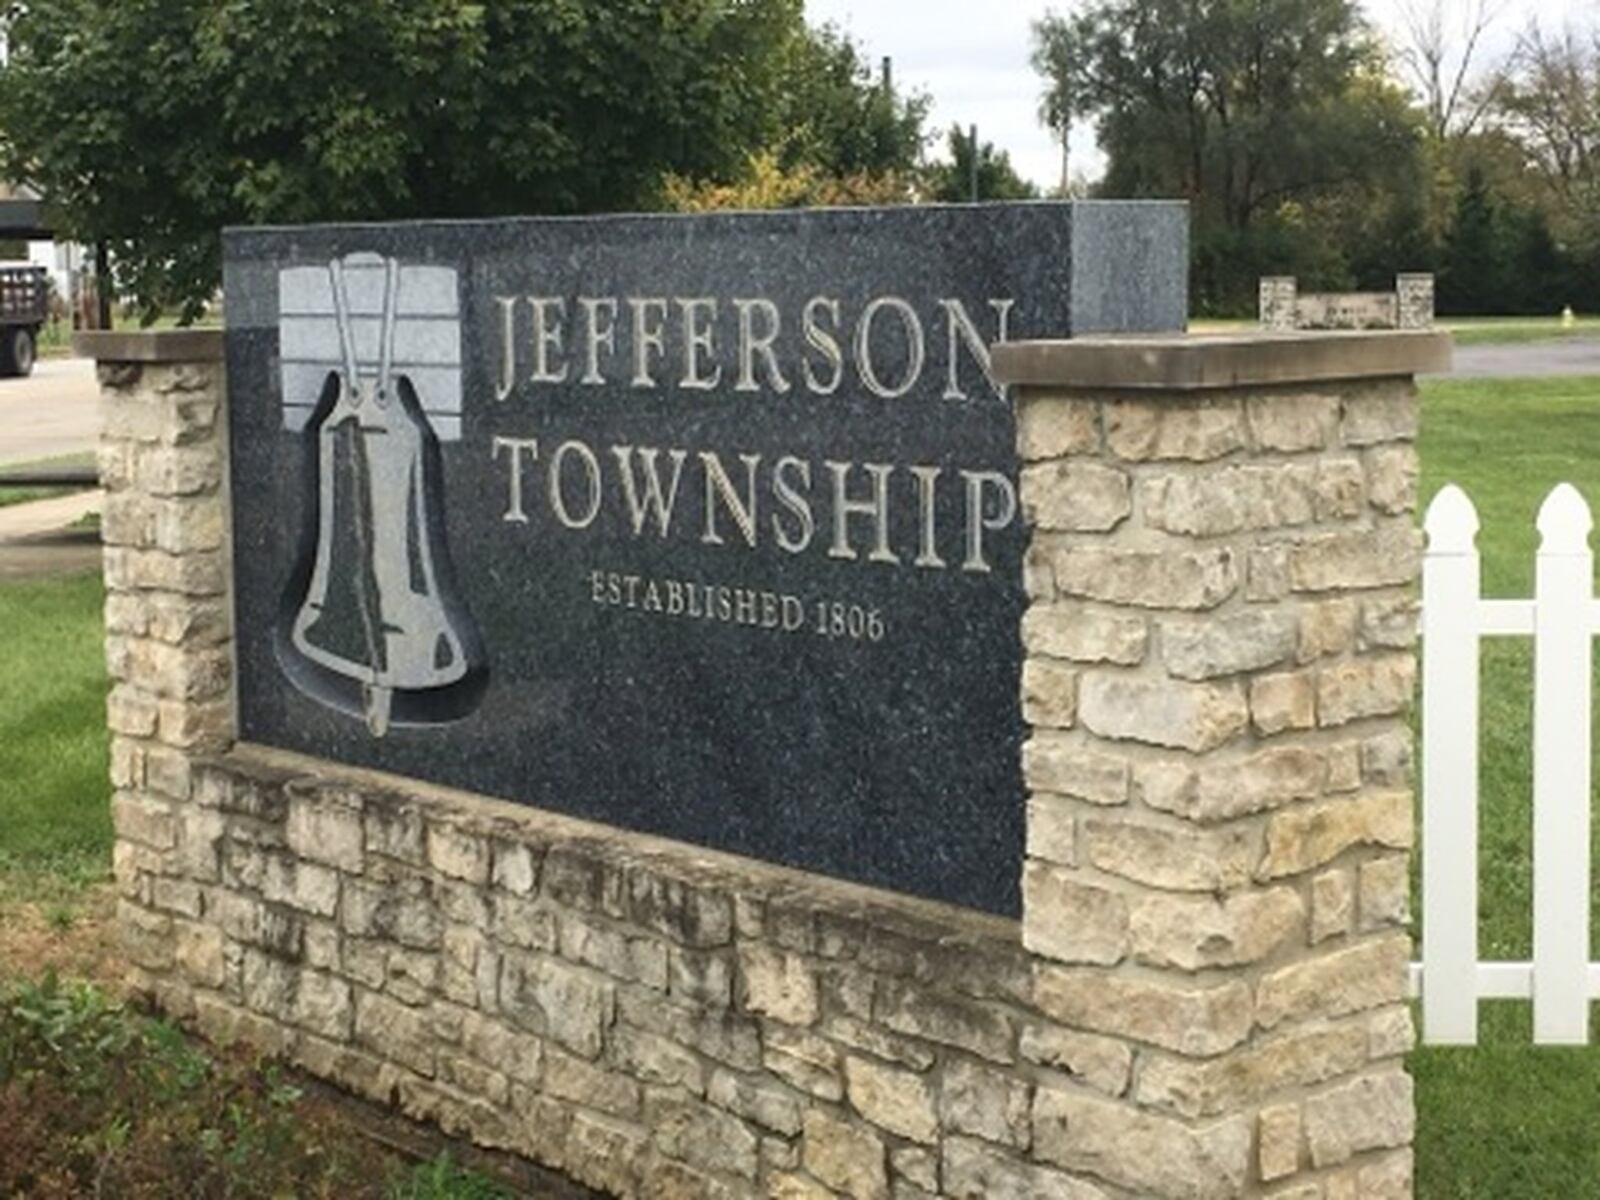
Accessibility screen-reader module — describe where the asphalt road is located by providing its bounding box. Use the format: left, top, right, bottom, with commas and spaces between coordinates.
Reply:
0, 356, 99, 467
1437, 337, 1600, 379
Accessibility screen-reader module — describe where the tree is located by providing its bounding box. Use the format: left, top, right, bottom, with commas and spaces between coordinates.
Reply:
0, 0, 812, 318
1032, 0, 1425, 310
922, 125, 1037, 203
1394, 0, 1505, 141
1438, 163, 1506, 313
767, 23, 928, 180
1492, 23, 1600, 259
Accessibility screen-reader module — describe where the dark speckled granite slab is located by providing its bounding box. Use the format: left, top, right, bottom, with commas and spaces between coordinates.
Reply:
222, 202, 1187, 916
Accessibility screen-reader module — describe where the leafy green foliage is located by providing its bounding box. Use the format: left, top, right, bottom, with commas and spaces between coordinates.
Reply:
922, 125, 1037, 203
0, 974, 511, 1198
1034, 0, 1425, 310
0, 0, 828, 320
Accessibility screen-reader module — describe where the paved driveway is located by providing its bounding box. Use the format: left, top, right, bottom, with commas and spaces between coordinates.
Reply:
1436, 338, 1600, 379
0, 356, 99, 466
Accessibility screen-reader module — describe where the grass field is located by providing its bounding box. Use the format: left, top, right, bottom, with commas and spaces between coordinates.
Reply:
3, 374, 1600, 1193
1412, 374, 1600, 1198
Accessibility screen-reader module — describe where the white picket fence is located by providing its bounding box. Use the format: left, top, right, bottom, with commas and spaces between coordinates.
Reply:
1414, 482, 1596, 1045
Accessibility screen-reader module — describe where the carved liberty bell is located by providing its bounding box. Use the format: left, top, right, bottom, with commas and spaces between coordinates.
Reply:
280, 254, 484, 736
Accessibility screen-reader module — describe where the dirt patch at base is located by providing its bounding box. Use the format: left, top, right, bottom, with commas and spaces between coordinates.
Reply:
0, 883, 120, 985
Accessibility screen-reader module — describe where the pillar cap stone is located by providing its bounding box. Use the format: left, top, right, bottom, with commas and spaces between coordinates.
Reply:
73, 329, 224, 363
993, 329, 1451, 390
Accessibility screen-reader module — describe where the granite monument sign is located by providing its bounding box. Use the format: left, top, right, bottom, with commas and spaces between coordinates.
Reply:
223, 202, 1187, 915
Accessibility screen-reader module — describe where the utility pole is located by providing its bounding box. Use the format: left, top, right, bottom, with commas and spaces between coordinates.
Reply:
881, 55, 892, 93
94, 240, 111, 330
1059, 121, 1070, 197
969, 123, 979, 203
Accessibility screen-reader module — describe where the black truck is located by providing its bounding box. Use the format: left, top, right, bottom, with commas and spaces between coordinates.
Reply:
0, 264, 47, 376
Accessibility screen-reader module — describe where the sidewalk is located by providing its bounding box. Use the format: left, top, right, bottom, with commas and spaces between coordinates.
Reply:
0, 490, 103, 580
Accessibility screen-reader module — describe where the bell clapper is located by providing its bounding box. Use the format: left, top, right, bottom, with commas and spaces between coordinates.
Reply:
364, 681, 393, 738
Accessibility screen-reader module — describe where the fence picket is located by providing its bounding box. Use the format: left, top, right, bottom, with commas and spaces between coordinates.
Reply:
1421, 484, 1484, 1044
1532, 483, 1593, 1044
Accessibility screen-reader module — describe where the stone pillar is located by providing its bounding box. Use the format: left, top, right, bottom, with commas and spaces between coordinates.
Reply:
1395, 275, 1434, 330
75, 330, 234, 1010
994, 330, 1449, 1200
1259, 277, 1299, 331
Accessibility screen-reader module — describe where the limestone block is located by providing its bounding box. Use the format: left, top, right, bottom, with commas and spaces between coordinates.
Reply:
939, 1057, 1031, 1149
561, 912, 669, 990
1141, 463, 1314, 536
1316, 653, 1416, 727
1369, 1006, 1416, 1060
1256, 933, 1410, 1029
1259, 1103, 1302, 1181
1313, 456, 1366, 519
1020, 460, 1132, 531
1303, 1071, 1414, 1168
1025, 796, 1075, 865
1362, 730, 1413, 785
1017, 1022, 1131, 1097
353, 989, 436, 1077
491, 841, 538, 895
1129, 887, 1304, 970
942, 1135, 1109, 1199
292, 970, 354, 1041
1251, 670, 1317, 734
1360, 593, 1419, 650
498, 952, 614, 1058
707, 1067, 802, 1136
543, 1045, 642, 1116
891, 1145, 939, 1191
426, 820, 491, 884
1258, 789, 1412, 878
877, 978, 1014, 1064
1033, 966, 1253, 1057
1050, 545, 1238, 610
1082, 816, 1257, 893
1288, 523, 1421, 592
1359, 854, 1410, 930
1017, 397, 1098, 460
1151, 744, 1323, 823
1022, 603, 1148, 665
1022, 862, 1129, 965
1247, 543, 1292, 601
762, 1026, 844, 1100
1021, 658, 1078, 728
1134, 1021, 1367, 1120
738, 943, 819, 1026
1105, 398, 1247, 462
1032, 1087, 1251, 1200
1022, 734, 1129, 804
1311, 868, 1355, 943
844, 1055, 938, 1144
1366, 443, 1418, 514
1341, 388, 1417, 445
1078, 672, 1248, 753
1247, 392, 1340, 452
1297, 598, 1359, 662
1161, 609, 1298, 680
286, 791, 364, 872
646, 1088, 761, 1180
803, 1108, 888, 1200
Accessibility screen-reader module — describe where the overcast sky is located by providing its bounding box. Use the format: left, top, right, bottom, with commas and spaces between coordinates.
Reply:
805, 0, 1595, 190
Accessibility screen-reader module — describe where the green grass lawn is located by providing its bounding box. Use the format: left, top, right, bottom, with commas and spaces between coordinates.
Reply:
1414, 374, 1600, 1198
0, 572, 112, 907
